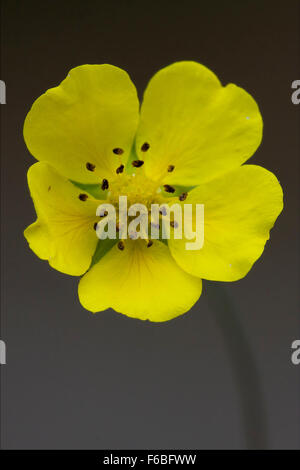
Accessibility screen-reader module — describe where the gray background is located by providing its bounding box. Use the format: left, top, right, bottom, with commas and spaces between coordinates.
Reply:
1, 0, 299, 449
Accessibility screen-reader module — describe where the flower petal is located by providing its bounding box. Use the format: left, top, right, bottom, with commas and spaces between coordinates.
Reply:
78, 239, 202, 321
24, 162, 102, 276
24, 65, 139, 183
168, 165, 283, 281
136, 61, 262, 186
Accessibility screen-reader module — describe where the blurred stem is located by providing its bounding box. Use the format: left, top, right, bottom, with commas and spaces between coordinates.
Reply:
206, 281, 268, 449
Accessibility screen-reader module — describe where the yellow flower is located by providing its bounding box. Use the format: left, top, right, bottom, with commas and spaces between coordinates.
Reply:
24, 62, 283, 322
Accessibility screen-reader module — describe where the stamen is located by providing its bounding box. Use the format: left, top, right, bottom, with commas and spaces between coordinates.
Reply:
132, 160, 144, 168
86, 162, 96, 171
118, 240, 125, 251
79, 193, 88, 201
167, 165, 175, 172
116, 222, 120, 232
99, 209, 108, 217
113, 148, 124, 155
147, 240, 153, 248
163, 184, 175, 193
179, 192, 188, 201
170, 221, 178, 228
101, 179, 109, 190
48, 186, 51, 191
116, 164, 124, 174
141, 142, 150, 152
93, 222, 98, 230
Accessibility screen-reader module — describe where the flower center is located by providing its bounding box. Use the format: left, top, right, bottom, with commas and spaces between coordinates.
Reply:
107, 172, 163, 210
82, 148, 190, 250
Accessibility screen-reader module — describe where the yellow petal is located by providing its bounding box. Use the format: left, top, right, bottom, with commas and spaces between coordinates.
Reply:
24, 162, 102, 276
168, 165, 283, 281
24, 220, 52, 260
24, 65, 139, 183
136, 61, 262, 186
78, 239, 202, 321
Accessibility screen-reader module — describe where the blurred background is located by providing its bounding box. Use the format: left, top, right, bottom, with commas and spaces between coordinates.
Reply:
0, 0, 299, 449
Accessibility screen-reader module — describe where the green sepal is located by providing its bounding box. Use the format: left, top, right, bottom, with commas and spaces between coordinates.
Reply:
89, 238, 118, 268
70, 180, 106, 199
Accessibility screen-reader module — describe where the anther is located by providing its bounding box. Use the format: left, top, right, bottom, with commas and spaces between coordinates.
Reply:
79, 193, 88, 201
116, 223, 120, 232
113, 148, 124, 155
93, 222, 98, 230
86, 162, 96, 171
101, 179, 109, 190
163, 184, 175, 193
167, 165, 175, 172
170, 221, 178, 228
179, 192, 188, 201
141, 142, 150, 152
132, 160, 144, 168
116, 164, 124, 174
118, 241, 125, 251
99, 210, 108, 217
147, 240, 153, 248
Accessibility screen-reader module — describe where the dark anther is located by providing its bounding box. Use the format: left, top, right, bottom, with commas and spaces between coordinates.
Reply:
167, 165, 175, 172
79, 193, 88, 201
118, 240, 125, 251
116, 223, 120, 232
170, 221, 178, 228
48, 186, 51, 191
163, 184, 175, 193
141, 142, 150, 152
93, 222, 98, 230
99, 210, 108, 217
113, 148, 124, 155
116, 164, 124, 174
147, 240, 153, 248
179, 192, 188, 201
159, 206, 167, 216
101, 179, 109, 190
132, 160, 144, 168
86, 162, 96, 171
